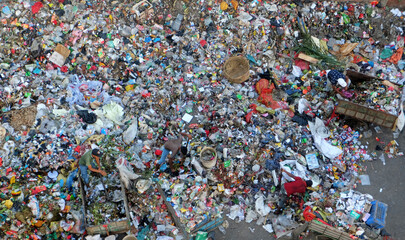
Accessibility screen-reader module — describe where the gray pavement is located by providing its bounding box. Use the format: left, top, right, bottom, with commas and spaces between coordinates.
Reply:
356, 126, 405, 239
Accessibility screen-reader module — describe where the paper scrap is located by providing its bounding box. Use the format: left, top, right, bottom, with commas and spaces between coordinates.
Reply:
182, 113, 193, 123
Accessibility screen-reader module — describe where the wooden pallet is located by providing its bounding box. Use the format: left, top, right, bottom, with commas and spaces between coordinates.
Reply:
336, 99, 398, 129
308, 221, 352, 240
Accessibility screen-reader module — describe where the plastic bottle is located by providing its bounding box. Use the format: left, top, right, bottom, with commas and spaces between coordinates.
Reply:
218, 226, 227, 234
379, 154, 386, 165
172, 14, 184, 31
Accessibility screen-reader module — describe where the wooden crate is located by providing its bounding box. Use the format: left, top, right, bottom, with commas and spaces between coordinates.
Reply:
86, 220, 130, 235
336, 100, 398, 129
346, 70, 375, 83
308, 221, 352, 240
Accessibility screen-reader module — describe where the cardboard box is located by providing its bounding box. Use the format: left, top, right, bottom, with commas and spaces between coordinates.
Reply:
49, 44, 70, 66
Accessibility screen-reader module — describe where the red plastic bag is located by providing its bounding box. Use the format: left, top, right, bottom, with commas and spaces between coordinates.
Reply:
255, 79, 269, 94
258, 85, 280, 109
389, 47, 403, 65
32, 2, 43, 14
303, 206, 316, 221
294, 59, 310, 70
245, 110, 254, 123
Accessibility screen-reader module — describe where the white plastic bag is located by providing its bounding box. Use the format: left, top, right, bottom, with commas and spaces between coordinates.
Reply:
255, 196, 270, 217
379, 153, 386, 165
280, 160, 307, 182
308, 118, 342, 159
28, 196, 40, 219
85, 235, 101, 240
396, 103, 405, 131
246, 209, 258, 223
3, 140, 15, 156
115, 157, 140, 188
227, 205, 244, 221
103, 102, 124, 124
156, 237, 174, 240
297, 98, 311, 114
123, 118, 138, 145
263, 224, 274, 233
292, 65, 303, 77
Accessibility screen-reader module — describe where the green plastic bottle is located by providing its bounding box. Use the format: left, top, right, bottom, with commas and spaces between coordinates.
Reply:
342, 13, 350, 24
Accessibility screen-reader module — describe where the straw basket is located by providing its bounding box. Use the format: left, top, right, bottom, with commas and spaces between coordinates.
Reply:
123, 235, 137, 240
223, 56, 250, 83
200, 147, 217, 169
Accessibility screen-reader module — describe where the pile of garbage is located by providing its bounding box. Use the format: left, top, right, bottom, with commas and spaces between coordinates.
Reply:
0, 0, 403, 239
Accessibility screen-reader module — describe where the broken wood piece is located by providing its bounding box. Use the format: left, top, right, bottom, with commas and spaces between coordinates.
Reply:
382, 80, 400, 92
297, 53, 319, 64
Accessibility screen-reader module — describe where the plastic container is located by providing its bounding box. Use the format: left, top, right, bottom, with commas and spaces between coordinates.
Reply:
366, 200, 387, 229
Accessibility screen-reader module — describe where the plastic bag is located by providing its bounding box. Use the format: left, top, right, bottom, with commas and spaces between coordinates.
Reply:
379, 154, 386, 165
227, 205, 244, 221
389, 47, 403, 64
255, 196, 270, 217
85, 234, 101, 240
3, 141, 15, 156
123, 118, 138, 145
396, 103, 405, 131
280, 160, 307, 181
116, 157, 140, 188
136, 179, 152, 193
272, 215, 295, 238
28, 196, 40, 219
292, 65, 303, 77
308, 118, 343, 159
255, 79, 269, 94
246, 209, 258, 223
297, 98, 311, 114
258, 88, 280, 109
103, 102, 124, 124
263, 224, 274, 233
156, 237, 174, 240
195, 231, 208, 240
380, 48, 393, 59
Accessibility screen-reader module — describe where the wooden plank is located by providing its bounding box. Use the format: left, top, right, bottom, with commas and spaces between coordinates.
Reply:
297, 53, 319, 64
346, 70, 375, 83
157, 184, 190, 239
78, 170, 87, 228
382, 80, 400, 92
120, 179, 131, 222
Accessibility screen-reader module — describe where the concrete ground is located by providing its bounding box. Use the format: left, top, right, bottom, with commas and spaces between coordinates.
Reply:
356, 125, 405, 239
214, 123, 404, 240
213, 217, 276, 240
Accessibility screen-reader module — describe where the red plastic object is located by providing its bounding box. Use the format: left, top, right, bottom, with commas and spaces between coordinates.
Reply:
32, 2, 43, 14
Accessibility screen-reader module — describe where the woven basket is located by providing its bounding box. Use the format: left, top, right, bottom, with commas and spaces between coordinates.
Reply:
223, 56, 250, 83
123, 235, 137, 240
200, 147, 217, 169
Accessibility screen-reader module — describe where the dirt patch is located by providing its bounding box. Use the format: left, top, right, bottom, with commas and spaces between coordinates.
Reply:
8, 105, 37, 132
